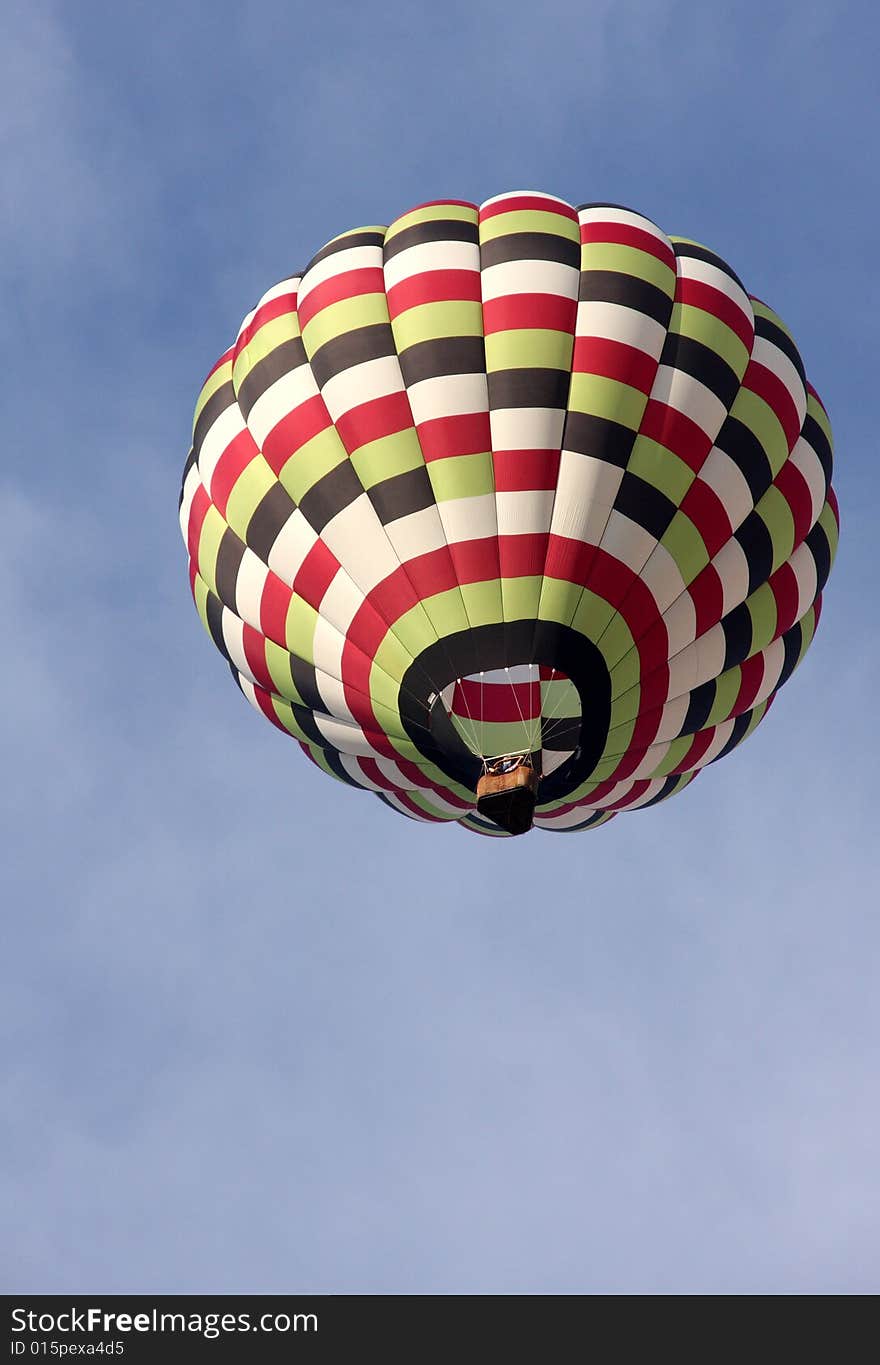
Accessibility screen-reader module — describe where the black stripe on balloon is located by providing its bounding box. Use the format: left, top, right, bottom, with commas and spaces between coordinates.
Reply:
577, 200, 642, 214
562, 411, 636, 466
235, 337, 308, 420
289, 655, 324, 715
193, 382, 235, 461
754, 313, 807, 391
672, 241, 746, 294
777, 620, 805, 690
716, 414, 774, 504
480, 232, 580, 271
306, 230, 386, 271
683, 678, 716, 734
398, 335, 486, 385
639, 772, 688, 806
368, 466, 435, 525
204, 590, 231, 663
318, 746, 364, 788
614, 471, 677, 540
801, 412, 833, 490
309, 324, 397, 389
659, 334, 740, 410
290, 701, 325, 748
578, 269, 673, 327
214, 527, 246, 611
297, 460, 363, 532
721, 602, 754, 671
383, 217, 478, 261
398, 620, 612, 801
180, 447, 197, 508
245, 482, 298, 562
709, 708, 754, 763
805, 520, 832, 593
735, 509, 775, 595
488, 368, 571, 410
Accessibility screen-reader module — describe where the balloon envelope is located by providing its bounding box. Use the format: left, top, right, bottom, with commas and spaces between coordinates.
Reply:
180, 193, 838, 835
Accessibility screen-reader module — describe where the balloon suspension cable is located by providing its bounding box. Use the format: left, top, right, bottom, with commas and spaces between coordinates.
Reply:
538, 666, 578, 739
452, 674, 482, 758
505, 664, 538, 757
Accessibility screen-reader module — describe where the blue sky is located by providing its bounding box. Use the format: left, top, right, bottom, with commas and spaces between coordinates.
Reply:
3, 0, 878, 1292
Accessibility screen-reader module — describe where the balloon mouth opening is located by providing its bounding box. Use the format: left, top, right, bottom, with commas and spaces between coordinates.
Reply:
439, 663, 581, 774
431, 661, 582, 834
404, 623, 613, 814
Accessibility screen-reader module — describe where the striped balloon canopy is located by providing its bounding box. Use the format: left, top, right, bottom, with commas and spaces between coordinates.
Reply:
180, 192, 838, 836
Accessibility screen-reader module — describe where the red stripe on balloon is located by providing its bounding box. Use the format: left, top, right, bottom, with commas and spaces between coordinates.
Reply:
687, 563, 724, 638
603, 779, 652, 811
258, 570, 292, 650
768, 561, 800, 636
640, 399, 713, 472
743, 361, 802, 451
262, 396, 333, 474
242, 622, 275, 694
674, 727, 716, 773
775, 459, 814, 547
679, 478, 732, 559
677, 278, 753, 350
452, 678, 541, 723
201, 347, 233, 386
209, 428, 261, 518
296, 267, 386, 330
387, 270, 481, 317
480, 194, 578, 222
493, 449, 560, 491
572, 336, 658, 393
334, 390, 414, 453
187, 484, 211, 562
482, 293, 577, 334
415, 411, 490, 462
293, 539, 340, 609
235, 291, 298, 356
733, 651, 765, 715
579, 219, 674, 267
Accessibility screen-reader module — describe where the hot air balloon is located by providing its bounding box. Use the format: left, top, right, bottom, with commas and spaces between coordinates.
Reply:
179, 193, 838, 836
